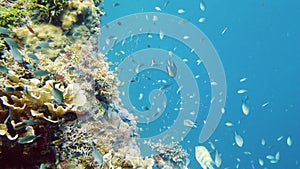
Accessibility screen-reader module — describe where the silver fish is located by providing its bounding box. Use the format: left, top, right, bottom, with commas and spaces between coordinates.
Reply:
200, 0, 206, 11
166, 59, 177, 78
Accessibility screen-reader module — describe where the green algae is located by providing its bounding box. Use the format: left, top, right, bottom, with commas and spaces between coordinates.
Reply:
0, 0, 69, 28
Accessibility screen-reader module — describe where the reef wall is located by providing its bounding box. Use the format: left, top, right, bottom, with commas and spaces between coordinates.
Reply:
0, 0, 154, 168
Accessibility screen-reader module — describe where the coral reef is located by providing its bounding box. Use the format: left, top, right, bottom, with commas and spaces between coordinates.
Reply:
0, 0, 158, 168
0, 0, 69, 28
147, 141, 189, 169
0, 0, 192, 168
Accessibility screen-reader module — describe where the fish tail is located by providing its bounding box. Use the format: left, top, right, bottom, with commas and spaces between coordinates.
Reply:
208, 161, 216, 169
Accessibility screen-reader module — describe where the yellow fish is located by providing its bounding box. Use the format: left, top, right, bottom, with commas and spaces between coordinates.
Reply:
195, 146, 215, 169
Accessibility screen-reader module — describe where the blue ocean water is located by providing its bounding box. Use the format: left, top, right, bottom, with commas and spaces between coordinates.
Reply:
99, 0, 300, 168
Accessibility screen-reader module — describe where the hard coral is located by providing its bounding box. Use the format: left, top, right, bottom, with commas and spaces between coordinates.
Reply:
12, 23, 69, 59
0, 0, 149, 168
0, 0, 69, 28
61, 0, 101, 33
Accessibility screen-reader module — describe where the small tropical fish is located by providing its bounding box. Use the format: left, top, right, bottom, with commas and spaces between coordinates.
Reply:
184, 119, 197, 128
225, 122, 234, 127
71, 152, 83, 159
200, 0, 206, 11
198, 17, 206, 23
237, 89, 247, 94
0, 26, 11, 35
208, 141, 215, 150
159, 84, 172, 91
37, 41, 51, 48
235, 131, 244, 147
261, 138, 266, 146
277, 136, 284, 141
106, 126, 114, 130
177, 9, 185, 14
152, 15, 158, 22
34, 70, 51, 77
4, 37, 19, 48
266, 155, 274, 160
113, 2, 120, 7
52, 85, 64, 104
27, 53, 39, 61
244, 151, 251, 155
22, 120, 36, 126
11, 47, 24, 63
18, 135, 38, 144
25, 63, 35, 69
72, 32, 81, 37
142, 106, 149, 111
138, 93, 143, 100
135, 64, 144, 73
155, 6, 162, 11
197, 59, 202, 65
55, 74, 65, 81
39, 163, 46, 169
92, 145, 103, 165
195, 146, 215, 169
51, 139, 64, 145
211, 81, 218, 86
287, 136, 292, 146
151, 57, 158, 66
155, 154, 163, 163
176, 85, 183, 94
159, 29, 164, 40
0, 65, 9, 74
270, 159, 278, 164
240, 77, 247, 82
221, 27, 228, 35
258, 158, 264, 166
261, 102, 269, 107
183, 35, 189, 40
241, 96, 250, 115
26, 25, 35, 34
275, 152, 280, 161
215, 150, 222, 168
166, 59, 177, 78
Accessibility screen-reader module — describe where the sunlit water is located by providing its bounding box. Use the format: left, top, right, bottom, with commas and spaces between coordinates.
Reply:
99, 0, 300, 168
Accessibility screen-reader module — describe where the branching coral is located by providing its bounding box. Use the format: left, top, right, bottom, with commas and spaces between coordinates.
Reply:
148, 141, 189, 169
58, 105, 153, 169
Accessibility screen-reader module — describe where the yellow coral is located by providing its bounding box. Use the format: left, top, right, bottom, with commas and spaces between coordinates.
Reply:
12, 24, 68, 59
61, 11, 77, 30
0, 123, 18, 140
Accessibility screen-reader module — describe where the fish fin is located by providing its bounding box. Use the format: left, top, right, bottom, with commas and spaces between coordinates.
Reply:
208, 164, 215, 169
208, 160, 217, 169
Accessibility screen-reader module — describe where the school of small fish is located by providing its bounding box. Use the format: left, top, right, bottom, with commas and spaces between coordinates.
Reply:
103, 2, 295, 169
